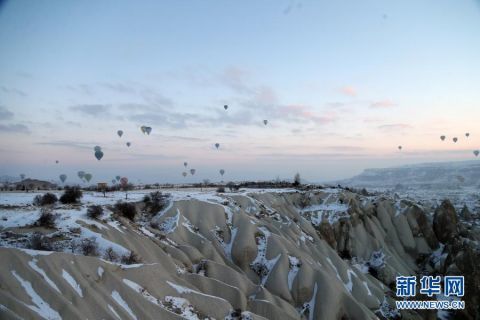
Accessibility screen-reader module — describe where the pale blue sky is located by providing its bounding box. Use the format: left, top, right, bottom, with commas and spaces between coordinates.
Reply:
1, 0, 480, 184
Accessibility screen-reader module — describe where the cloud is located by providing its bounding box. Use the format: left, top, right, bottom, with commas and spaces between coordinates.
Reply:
370, 100, 396, 109
70, 104, 112, 116
377, 123, 413, 131
0, 123, 30, 134
35, 140, 94, 150
0, 106, 14, 120
219, 66, 254, 94
0, 86, 27, 97
274, 104, 337, 125
339, 86, 357, 97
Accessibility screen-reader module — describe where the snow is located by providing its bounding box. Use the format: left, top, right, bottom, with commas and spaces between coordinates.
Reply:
298, 283, 318, 320
250, 226, 281, 285
18, 248, 54, 257
62, 270, 83, 297
181, 216, 206, 239
97, 266, 104, 278
107, 304, 122, 320
11, 270, 61, 320
301, 202, 350, 226
139, 226, 155, 237
326, 257, 342, 281
362, 281, 372, 296
166, 280, 230, 303
122, 279, 163, 306
287, 256, 301, 291
158, 209, 180, 234
111, 290, 137, 320
28, 259, 61, 294
164, 296, 200, 320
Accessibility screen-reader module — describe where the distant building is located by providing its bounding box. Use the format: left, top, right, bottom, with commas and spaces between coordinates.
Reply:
97, 182, 108, 190
15, 179, 57, 191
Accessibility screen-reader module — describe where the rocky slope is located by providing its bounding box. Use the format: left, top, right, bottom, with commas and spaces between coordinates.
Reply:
0, 188, 478, 319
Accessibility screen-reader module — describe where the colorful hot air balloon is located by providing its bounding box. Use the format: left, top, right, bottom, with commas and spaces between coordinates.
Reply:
126, 142, 131, 147
115, 176, 121, 181
55, 160, 59, 164
94, 150, 104, 160
440, 135, 446, 141
145, 127, 152, 135
184, 162, 188, 168
59, 174, 67, 183
120, 177, 128, 187
190, 169, 196, 175
224, 105, 228, 110
215, 143, 220, 149
84, 173, 92, 182
182, 172, 187, 177
140, 126, 147, 134
466, 133, 470, 138
398, 146, 402, 150
78, 171, 85, 180
111, 179, 116, 184
453, 137, 458, 143
117, 130, 123, 137
474, 150, 479, 157
263, 120, 268, 125
219, 169, 225, 176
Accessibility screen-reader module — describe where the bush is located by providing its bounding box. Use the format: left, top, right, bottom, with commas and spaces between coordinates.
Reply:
36, 209, 57, 228
79, 237, 99, 256
103, 247, 119, 262
293, 172, 301, 187
33, 193, 58, 206
114, 202, 137, 221
28, 232, 52, 250
216, 186, 225, 193
86, 205, 103, 219
60, 187, 83, 204
144, 191, 168, 215
120, 251, 141, 264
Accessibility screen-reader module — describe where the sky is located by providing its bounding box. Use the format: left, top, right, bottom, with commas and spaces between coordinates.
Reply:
1, 0, 480, 184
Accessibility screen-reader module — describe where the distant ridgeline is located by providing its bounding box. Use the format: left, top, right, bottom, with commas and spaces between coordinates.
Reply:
340, 160, 480, 189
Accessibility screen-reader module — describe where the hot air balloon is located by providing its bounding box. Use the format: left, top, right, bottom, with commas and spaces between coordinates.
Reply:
190, 169, 196, 175
111, 179, 116, 184
140, 126, 146, 134
94, 146, 102, 152
183, 162, 188, 168
55, 160, 59, 164
466, 133, 470, 138
20, 174, 25, 180
474, 150, 479, 157
84, 173, 92, 182
145, 127, 152, 135
224, 105, 228, 110
263, 120, 268, 125
117, 130, 123, 137
94, 150, 104, 160
120, 177, 128, 187
78, 171, 85, 180
398, 146, 402, 151
453, 137, 458, 143
215, 143, 220, 149
59, 174, 67, 183
126, 142, 131, 147
220, 169, 225, 176
116, 176, 121, 181
440, 135, 446, 141
182, 172, 187, 177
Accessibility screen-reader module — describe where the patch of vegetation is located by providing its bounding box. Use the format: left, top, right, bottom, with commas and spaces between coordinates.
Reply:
28, 232, 52, 250
86, 205, 103, 219
35, 209, 57, 228
79, 237, 99, 256
114, 202, 137, 221
33, 193, 58, 206
143, 191, 169, 215
59, 187, 83, 204
216, 186, 225, 193
120, 251, 141, 264
103, 247, 119, 262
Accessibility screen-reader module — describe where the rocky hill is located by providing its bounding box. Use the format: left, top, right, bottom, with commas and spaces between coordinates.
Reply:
0, 188, 478, 319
